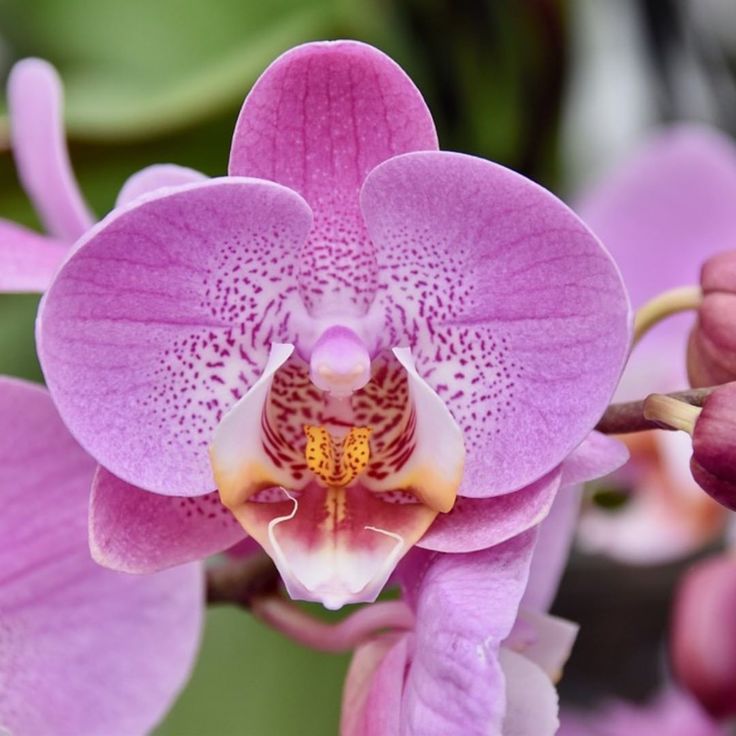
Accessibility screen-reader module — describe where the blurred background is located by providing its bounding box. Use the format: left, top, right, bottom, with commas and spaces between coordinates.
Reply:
2, 0, 736, 732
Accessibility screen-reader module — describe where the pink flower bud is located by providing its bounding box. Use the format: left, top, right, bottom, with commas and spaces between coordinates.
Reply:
671, 554, 736, 718
688, 251, 736, 387
690, 383, 736, 510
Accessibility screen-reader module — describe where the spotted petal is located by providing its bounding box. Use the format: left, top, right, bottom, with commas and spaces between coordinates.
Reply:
0, 378, 202, 735
39, 178, 313, 495
361, 151, 631, 498
229, 40, 438, 316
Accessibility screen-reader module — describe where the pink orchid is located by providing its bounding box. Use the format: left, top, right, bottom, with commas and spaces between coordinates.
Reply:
559, 688, 727, 736
0, 58, 206, 293
575, 126, 736, 563
0, 377, 202, 734
35, 40, 630, 609
340, 472, 596, 736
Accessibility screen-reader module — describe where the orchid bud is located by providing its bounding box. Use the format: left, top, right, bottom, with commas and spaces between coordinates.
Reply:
688, 250, 736, 387
671, 554, 736, 718
690, 383, 736, 511
643, 386, 736, 511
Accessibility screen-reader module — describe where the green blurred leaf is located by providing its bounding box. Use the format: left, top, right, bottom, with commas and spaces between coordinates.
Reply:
0, 0, 396, 141
154, 607, 349, 736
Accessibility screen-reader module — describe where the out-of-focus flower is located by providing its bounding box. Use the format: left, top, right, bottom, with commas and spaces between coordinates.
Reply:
36, 40, 630, 609
0, 58, 206, 292
688, 250, 736, 386
671, 553, 736, 719
559, 688, 726, 736
341, 475, 592, 736
574, 126, 736, 563
0, 377, 202, 735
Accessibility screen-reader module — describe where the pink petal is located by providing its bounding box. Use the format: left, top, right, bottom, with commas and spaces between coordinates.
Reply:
578, 125, 736, 311
7, 59, 93, 241
361, 151, 631, 497
39, 178, 313, 495
418, 469, 561, 553
523, 485, 583, 611
0, 378, 202, 735
227, 482, 437, 610
402, 531, 538, 735
500, 647, 559, 736
90, 466, 245, 574
115, 163, 208, 207
0, 219, 67, 292
229, 40, 438, 317
560, 432, 630, 487
341, 632, 407, 736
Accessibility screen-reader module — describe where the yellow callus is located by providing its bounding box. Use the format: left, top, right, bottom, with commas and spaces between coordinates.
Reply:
304, 425, 372, 487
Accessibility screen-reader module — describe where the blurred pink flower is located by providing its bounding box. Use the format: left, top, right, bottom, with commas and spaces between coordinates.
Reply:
32, 41, 629, 609
0, 377, 202, 734
559, 688, 726, 736
576, 126, 736, 563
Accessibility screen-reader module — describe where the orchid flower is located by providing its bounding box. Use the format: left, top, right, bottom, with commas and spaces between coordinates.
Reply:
0, 58, 206, 293
575, 126, 736, 563
339, 455, 613, 736
35, 40, 630, 609
558, 688, 727, 736
0, 377, 202, 734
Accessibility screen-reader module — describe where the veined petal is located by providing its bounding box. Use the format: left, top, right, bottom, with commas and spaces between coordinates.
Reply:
7, 59, 94, 241
402, 532, 538, 735
0, 219, 67, 292
116, 163, 208, 207
90, 466, 245, 574
228, 482, 436, 610
560, 432, 629, 487
0, 378, 202, 735
361, 151, 631, 498
418, 469, 561, 553
229, 41, 438, 316
500, 647, 559, 736
39, 178, 312, 496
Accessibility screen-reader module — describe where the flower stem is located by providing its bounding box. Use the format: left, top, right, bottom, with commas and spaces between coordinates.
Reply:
633, 285, 703, 345
643, 393, 702, 434
251, 597, 413, 653
206, 554, 414, 651
595, 386, 714, 435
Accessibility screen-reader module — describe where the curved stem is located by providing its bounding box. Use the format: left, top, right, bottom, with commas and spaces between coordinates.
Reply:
595, 386, 715, 435
633, 285, 703, 345
643, 393, 702, 434
251, 597, 414, 653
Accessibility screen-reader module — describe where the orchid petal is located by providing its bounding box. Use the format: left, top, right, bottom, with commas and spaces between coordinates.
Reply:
0, 219, 67, 292
7, 59, 94, 241
341, 632, 407, 736
418, 469, 561, 553
229, 40, 438, 317
523, 485, 583, 611
402, 531, 538, 735
500, 647, 559, 736
561, 432, 630, 487
90, 466, 245, 574
0, 377, 202, 735
229, 482, 436, 610
115, 163, 208, 207
577, 431, 724, 564
578, 125, 736, 311
39, 178, 312, 495
361, 151, 631, 498
505, 609, 579, 682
